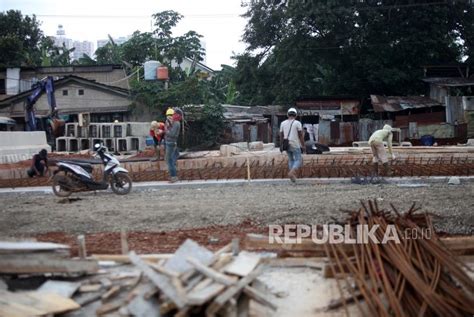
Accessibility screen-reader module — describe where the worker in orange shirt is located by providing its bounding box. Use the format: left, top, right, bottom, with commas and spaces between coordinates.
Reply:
150, 121, 165, 161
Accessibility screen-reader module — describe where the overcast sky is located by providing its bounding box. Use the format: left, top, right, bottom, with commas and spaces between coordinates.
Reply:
2, 0, 249, 70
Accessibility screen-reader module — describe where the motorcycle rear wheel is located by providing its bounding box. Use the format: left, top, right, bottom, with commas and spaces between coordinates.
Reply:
110, 172, 132, 195
52, 173, 73, 197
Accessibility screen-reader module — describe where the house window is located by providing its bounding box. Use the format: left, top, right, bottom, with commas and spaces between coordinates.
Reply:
78, 89, 84, 96
62, 90, 68, 96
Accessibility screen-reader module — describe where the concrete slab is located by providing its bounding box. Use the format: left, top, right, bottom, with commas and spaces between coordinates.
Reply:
0, 132, 51, 164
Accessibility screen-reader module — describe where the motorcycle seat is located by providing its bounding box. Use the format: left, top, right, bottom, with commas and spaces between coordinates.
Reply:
61, 161, 94, 173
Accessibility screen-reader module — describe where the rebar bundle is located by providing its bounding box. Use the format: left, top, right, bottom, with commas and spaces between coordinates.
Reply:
325, 201, 474, 317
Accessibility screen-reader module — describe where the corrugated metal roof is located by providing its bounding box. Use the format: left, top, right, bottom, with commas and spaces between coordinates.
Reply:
370, 95, 442, 113
422, 77, 474, 86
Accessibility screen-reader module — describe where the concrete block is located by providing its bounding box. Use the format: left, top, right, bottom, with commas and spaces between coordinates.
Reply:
89, 124, 101, 138
113, 123, 128, 138
129, 137, 146, 151
101, 123, 114, 138
65, 123, 78, 137
91, 138, 102, 150
56, 137, 68, 152
76, 125, 89, 138
229, 142, 248, 151
262, 143, 275, 151
104, 138, 115, 151
116, 138, 130, 152
352, 141, 370, 147
128, 122, 150, 137
220, 144, 241, 157
79, 138, 90, 151
0, 131, 51, 163
68, 139, 79, 152
249, 141, 264, 151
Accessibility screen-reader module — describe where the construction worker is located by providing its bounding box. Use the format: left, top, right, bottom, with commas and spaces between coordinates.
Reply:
279, 108, 305, 182
368, 124, 395, 176
150, 121, 165, 161
165, 107, 174, 130
165, 108, 183, 183
27, 149, 49, 177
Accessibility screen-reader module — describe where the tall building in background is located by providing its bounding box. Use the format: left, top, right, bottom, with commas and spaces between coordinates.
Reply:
97, 35, 131, 49
72, 41, 94, 60
53, 24, 73, 49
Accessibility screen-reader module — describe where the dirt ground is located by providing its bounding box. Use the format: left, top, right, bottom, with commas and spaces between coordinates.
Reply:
1, 181, 473, 237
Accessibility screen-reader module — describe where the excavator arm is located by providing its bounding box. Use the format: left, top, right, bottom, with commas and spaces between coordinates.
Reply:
25, 76, 58, 131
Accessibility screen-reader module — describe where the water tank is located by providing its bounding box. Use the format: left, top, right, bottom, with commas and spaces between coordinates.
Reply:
144, 61, 160, 80
157, 66, 169, 80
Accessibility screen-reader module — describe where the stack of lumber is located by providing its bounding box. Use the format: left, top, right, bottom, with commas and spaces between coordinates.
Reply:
0, 239, 276, 317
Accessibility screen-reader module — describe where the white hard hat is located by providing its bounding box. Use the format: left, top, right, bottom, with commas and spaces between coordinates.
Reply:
287, 107, 297, 115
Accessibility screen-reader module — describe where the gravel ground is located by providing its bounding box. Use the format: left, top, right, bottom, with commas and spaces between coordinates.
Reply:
0, 182, 473, 235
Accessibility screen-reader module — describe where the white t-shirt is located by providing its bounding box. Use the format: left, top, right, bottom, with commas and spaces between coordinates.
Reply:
280, 119, 302, 148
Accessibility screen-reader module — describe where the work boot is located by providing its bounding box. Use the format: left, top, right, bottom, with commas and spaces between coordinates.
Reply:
372, 162, 379, 177
169, 176, 179, 183
288, 169, 297, 183
382, 163, 392, 177
150, 147, 160, 161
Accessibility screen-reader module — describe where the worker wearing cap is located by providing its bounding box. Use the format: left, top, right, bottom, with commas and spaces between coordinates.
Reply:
165, 108, 174, 130
165, 108, 183, 183
279, 107, 305, 182
368, 124, 395, 176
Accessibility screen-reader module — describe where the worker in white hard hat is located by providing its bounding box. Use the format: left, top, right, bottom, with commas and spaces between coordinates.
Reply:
279, 107, 305, 183
368, 124, 396, 176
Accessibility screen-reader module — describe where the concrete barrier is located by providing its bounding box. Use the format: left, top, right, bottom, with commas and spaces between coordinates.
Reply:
128, 122, 150, 137
0, 131, 51, 164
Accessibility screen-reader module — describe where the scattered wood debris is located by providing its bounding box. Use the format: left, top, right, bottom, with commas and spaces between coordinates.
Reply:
0, 216, 473, 317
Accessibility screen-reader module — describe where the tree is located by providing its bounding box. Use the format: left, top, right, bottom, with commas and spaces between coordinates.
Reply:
95, 35, 123, 65
235, 0, 474, 104
0, 10, 44, 67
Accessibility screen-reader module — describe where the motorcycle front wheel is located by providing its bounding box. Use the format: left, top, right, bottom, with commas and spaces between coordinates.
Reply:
110, 172, 132, 195
52, 173, 73, 197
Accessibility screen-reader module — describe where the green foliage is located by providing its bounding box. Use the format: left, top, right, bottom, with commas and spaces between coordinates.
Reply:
235, 0, 474, 104
95, 35, 122, 65
0, 10, 44, 66
199, 103, 225, 146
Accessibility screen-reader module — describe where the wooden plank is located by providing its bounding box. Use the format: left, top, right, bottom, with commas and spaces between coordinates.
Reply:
164, 239, 214, 274
91, 254, 173, 263
149, 263, 180, 278
0, 290, 80, 317
440, 236, 474, 255
225, 251, 261, 277
243, 286, 277, 311
206, 266, 264, 315
244, 234, 474, 256
187, 257, 236, 286
129, 251, 187, 309
0, 241, 69, 253
187, 283, 226, 305
127, 292, 161, 317
96, 301, 122, 316
79, 284, 102, 293
101, 285, 121, 302
0, 254, 99, 274
38, 280, 81, 298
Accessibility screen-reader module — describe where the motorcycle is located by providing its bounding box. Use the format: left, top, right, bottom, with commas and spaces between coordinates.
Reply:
51, 143, 132, 197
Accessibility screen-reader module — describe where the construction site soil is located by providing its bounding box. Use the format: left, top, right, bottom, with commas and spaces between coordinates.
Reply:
0, 182, 473, 255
